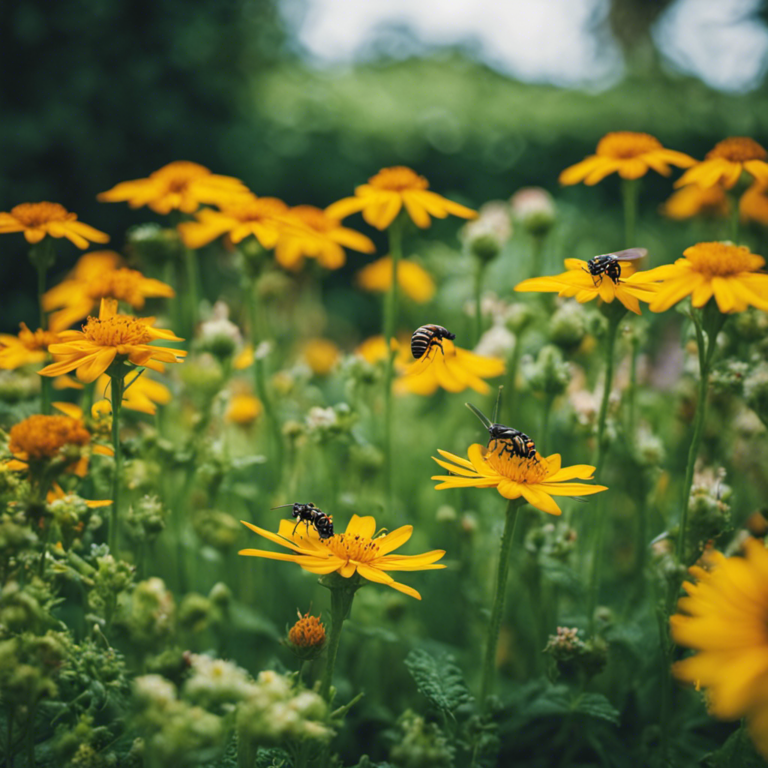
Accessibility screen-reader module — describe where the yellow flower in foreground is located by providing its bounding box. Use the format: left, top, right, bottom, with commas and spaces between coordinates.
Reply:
514, 258, 658, 315
43, 251, 175, 331
740, 184, 768, 226
239, 514, 445, 600
178, 195, 289, 250
39, 298, 186, 383
676, 137, 768, 190
357, 256, 436, 303
671, 540, 768, 758
396, 339, 504, 396
432, 443, 607, 516
275, 206, 375, 271
643, 242, 768, 314
661, 185, 729, 220
560, 132, 695, 186
98, 161, 248, 214
226, 393, 262, 426
0, 203, 109, 248
303, 338, 340, 376
0, 324, 61, 369
326, 166, 477, 230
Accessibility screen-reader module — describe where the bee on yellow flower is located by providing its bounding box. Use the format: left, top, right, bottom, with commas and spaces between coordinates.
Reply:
357, 256, 436, 304
675, 137, 768, 190
0, 203, 109, 249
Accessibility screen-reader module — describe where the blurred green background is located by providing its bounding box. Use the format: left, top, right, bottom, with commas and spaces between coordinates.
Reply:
2, 0, 768, 329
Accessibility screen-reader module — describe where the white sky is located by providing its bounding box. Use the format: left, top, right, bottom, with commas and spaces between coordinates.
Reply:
282, 0, 768, 91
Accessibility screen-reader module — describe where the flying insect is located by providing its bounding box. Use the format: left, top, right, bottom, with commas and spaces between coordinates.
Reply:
583, 247, 647, 287
411, 324, 456, 360
272, 502, 334, 539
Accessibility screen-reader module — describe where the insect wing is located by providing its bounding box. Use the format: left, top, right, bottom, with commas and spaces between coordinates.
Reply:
609, 247, 647, 263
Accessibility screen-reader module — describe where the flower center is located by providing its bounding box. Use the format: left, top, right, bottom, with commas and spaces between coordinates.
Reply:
484, 445, 550, 484
683, 242, 765, 277
706, 137, 767, 163
86, 268, 147, 305
368, 166, 429, 191
291, 205, 334, 232
227, 197, 288, 222
9, 415, 90, 459
18, 323, 58, 351
322, 533, 381, 563
83, 314, 152, 347
596, 132, 662, 159
153, 161, 210, 192
11, 202, 74, 227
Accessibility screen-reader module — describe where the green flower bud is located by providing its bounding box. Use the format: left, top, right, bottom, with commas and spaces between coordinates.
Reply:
0, 369, 41, 402
549, 302, 587, 349
125, 223, 181, 264
525, 345, 570, 397
192, 509, 240, 552
510, 187, 557, 237
389, 710, 455, 768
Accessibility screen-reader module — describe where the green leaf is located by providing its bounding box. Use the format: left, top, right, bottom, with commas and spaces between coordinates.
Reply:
404, 648, 473, 715
573, 693, 621, 726
704, 726, 767, 768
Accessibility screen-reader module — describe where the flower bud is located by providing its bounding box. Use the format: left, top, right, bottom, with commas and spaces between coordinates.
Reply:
525, 345, 570, 397
474, 325, 515, 359
549, 302, 587, 349
510, 187, 556, 237
125, 223, 180, 264
461, 201, 512, 262
285, 611, 326, 661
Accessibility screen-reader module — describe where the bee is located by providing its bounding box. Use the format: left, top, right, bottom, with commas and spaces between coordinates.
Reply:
272, 502, 334, 539
583, 247, 647, 287
411, 324, 456, 360
466, 402, 538, 461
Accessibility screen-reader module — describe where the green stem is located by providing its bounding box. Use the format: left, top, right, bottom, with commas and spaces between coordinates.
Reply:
728, 191, 740, 243
622, 178, 639, 248
479, 498, 524, 709
318, 583, 357, 702
183, 246, 201, 334
627, 335, 639, 446
31, 239, 55, 415
37, 519, 51, 578
383, 218, 404, 516
108, 373, 125, 555
529, 234, 545, 279
541, 393, 555, 454
474, 258, 485, 344
505, 329, 525, 423
6, 706, 13, 768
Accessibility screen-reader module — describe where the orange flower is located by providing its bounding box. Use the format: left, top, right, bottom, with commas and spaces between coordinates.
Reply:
676, 137, 768, 190
0, 324, 61, 369
0, 203, 109, 248
740, 183, 768, 226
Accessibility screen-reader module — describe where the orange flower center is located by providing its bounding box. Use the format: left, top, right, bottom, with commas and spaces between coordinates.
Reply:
226, 197, 288, 222
9, 415, 90, 459
17, 323, 58, 352
291, 205, 335, 232
706, 137, 767, 163
484, 444, 550, 484
83, 314, 152, 347
86, 268, 149, 305
322, 533, 381, 563
288, 614, 326, 647
153, 161, 210, 191
595, 132, 662, 159
11, 202, 75, 227
683, 242, 765, 277
368, 166, 429, 191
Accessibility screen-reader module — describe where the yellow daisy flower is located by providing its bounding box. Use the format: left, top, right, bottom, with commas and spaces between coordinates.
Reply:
0, 324, 61, 369
326, 166, 477, 230
239, 514, 446, 600
97, 161, 248, 215
675, 137, 768, 190
671, 539, 768, 759
274, 205, 375, 271
431, 443, 607, 516
661, 185, 729, 220
355, 335, 411, 368
514, 258, 659, 315
38, 298, 186, 383
302, 338, 341, 376
226, 393, 262, 426
356, 256, 436, 304
643, 242, 768, 314
559, 132, 695, 186
0, 202, 109, 248
740, 183, 768, 226
43, 251, 175, 331
177, 195, 290, 250
396, 339, 504, 396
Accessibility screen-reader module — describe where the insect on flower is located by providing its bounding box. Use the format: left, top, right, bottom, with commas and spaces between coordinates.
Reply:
410, 324, 456, 361
466, 402, 538, 462
583, 248, 647, 287
272, 502, 334, 539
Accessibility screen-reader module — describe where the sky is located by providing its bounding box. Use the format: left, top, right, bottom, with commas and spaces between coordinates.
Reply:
281, 0, 768, 91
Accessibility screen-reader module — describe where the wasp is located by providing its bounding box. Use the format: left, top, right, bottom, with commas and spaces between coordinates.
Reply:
272, 502, 334, 539
411, 324, 456, 360
466, 402, 538, 461
583, 247, 647, 287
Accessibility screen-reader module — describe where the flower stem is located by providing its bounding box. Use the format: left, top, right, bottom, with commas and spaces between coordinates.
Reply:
622, 178, 639, 248
474, 258, 485, 345
505, 329, 525, 424
383, 217, 404, 516
30, 238, 55, 415
728, 192, 740, 243
479, 497, 524, 709
108, 372, 125, 555
318, 580, 358, 702
183, 245, 201, 334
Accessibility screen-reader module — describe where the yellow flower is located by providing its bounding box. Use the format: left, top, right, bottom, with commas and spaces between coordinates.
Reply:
431, 443, 607, 516
0, 202, 109, 248
326, 166, 477, 230
0, 324, 61, 369
43, 251, 175, 331
559, 132, 695, 186
39, 298, 186, 383
740, 183, 768, 226
356, 256, 436, 303
178, 195, 290, 249
274, 206, 375, 271
675, 137, 768, 190
661, 185, 729, 220
396, 339, 504, 396
355, 335, 411, 368
670, 539, 768, 759
97, 161, 248, 215
226, 393, 262, 426
514, 258, 659, 315
643, 242, 768, 314
239, 514, 445, 600
302, 338, 340, 376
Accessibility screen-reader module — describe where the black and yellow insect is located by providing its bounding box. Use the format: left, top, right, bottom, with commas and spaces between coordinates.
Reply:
583, 247, 647, 287
272, 502, 334, 539
411, 324, 455, 360
466, 402, 538, 461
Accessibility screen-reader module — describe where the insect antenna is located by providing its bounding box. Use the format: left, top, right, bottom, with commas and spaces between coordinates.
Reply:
270, 504, 296, 510
465, 402, 492, 430
492, 385, 504, 423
